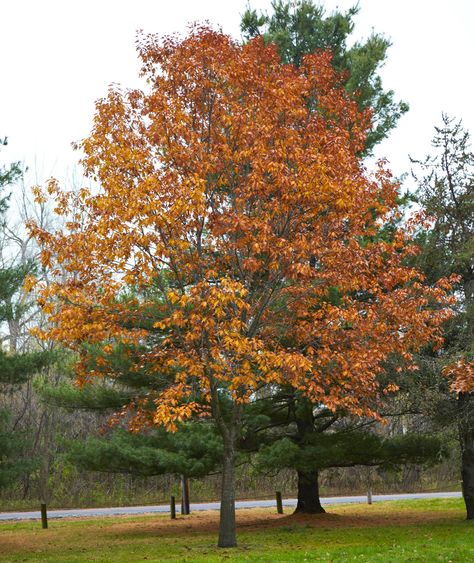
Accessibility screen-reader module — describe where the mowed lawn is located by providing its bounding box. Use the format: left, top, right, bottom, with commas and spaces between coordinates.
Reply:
0, 498, 472, 562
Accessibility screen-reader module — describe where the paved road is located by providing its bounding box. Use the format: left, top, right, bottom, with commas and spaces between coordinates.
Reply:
0, 492, 461, 521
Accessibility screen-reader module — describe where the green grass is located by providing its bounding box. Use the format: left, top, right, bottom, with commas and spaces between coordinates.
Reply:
0, 499, 472, 562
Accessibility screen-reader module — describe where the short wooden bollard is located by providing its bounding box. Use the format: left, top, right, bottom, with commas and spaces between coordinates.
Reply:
276, 491, 283, 514
181, 475, 190, 515
41, 503, 48, 529
170, 495, 176, 519
367, 488, 373, 505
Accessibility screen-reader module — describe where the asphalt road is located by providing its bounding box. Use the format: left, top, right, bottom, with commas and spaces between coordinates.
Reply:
0, 491, 462, 521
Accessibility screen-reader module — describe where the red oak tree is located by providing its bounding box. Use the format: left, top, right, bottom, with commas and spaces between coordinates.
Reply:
29, 27, 452, 547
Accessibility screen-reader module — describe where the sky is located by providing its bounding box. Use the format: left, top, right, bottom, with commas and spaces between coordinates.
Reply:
1, 0, 473, 193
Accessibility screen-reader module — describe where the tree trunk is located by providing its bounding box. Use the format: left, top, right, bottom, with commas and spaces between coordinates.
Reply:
294, 469, 326, 514
218, 440, 237, 547
459, 392, 474, 520
210, 378, 241, 548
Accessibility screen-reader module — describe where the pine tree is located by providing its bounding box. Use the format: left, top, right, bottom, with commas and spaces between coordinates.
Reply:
37, 289, 222, 510
412, 114, 474, 519
66, 425, 222, 483
241, 390, 445, 513
0, 138, 51, 488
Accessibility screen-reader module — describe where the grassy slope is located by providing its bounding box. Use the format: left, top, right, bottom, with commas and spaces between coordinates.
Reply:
0, 499, 472, 562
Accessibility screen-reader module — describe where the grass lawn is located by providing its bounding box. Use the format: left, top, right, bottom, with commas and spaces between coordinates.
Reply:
0, 498, 472, 562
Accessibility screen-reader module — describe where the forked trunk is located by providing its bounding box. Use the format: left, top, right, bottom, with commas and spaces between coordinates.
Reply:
294, 469, 326, 514
218, 440, 237, 547
459, 392, 474, 520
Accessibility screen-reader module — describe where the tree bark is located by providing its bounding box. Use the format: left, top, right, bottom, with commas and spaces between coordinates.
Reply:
459, 392, 474, 520
210, 374, 241, 548
218, 439, 237, 547
294, 469, 326, 514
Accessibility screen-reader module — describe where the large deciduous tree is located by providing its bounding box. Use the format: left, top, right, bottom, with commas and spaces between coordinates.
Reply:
30, 28, 451, 547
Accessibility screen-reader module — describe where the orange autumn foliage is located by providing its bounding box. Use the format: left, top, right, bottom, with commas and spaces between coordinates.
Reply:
444, 359, 474, 394
29, 26, 453, 429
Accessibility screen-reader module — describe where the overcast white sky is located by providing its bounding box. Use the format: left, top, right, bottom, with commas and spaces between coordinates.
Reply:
1, 0, 473, 192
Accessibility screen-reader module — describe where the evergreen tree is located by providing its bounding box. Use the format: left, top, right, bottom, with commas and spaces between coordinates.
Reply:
241, 392, 444, 513
0, 138, 51, 488
241, 0, 408, 153
0, 410, 35, 488
38, 289, 222, 510
0, 137, 21, 194
66, 425, 222, 482
411, 114, 474, 519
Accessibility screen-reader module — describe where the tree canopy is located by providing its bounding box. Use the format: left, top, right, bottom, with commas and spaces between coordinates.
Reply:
29, 27, 452, 546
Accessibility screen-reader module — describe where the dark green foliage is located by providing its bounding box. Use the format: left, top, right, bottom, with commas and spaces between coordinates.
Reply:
66, 425, 222, 478
257, 432, 445, 474
0, 138, 52, 488
241, 0, 408, 153
0, 350, 51, 386
238, 389, 446, 515
0, 137, 20, 214
0, 261, 51, 385
82, 341, 173, 392
242, 393, 444, 471
0, 410, 38, 488
241, 1, 358, 68
412, 114, 474, 287
411, 115, 473, 373
411, 114, 474, 519
0, 263, 34, 320
37, 380, 134, 410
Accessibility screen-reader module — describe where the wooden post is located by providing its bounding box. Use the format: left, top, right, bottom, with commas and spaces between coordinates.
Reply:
40, 503, 48, 529
185, 476, 190, 515
276, 491, 283, 514
170, 495, 176, 519
181, 475, 190, 515
366, 467, 373, 505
